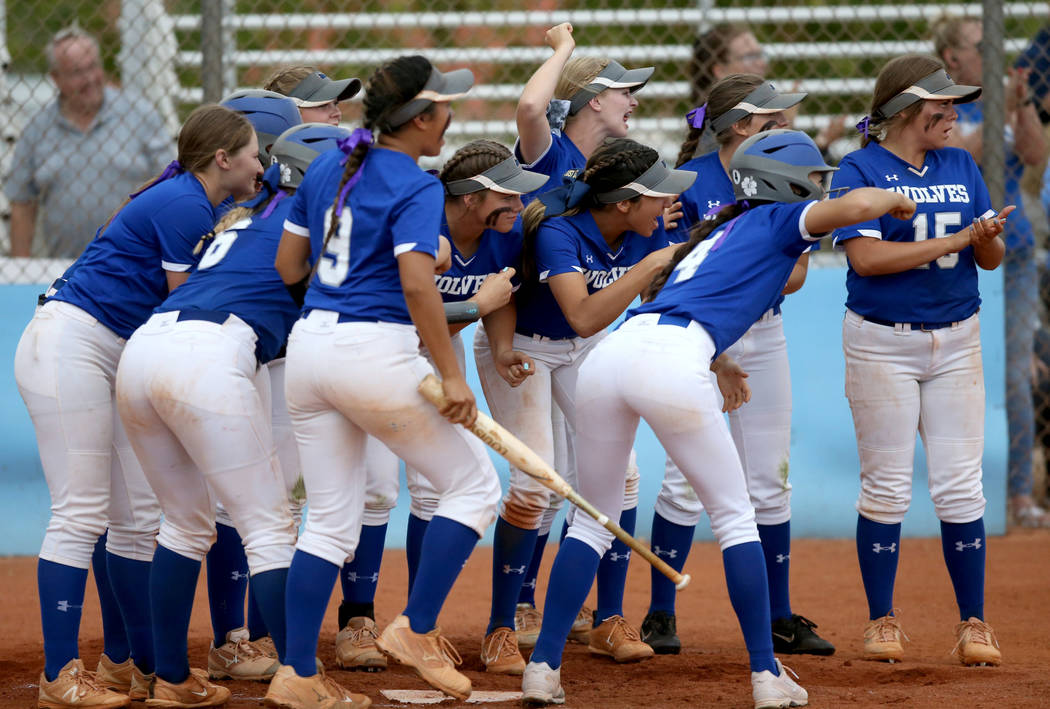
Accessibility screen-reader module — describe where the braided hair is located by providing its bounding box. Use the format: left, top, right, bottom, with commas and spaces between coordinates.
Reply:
438, 140, 512, 187
676, 73, 764, 167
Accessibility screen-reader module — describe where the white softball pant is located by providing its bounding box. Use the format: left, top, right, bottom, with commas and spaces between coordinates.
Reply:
116, 312, 296, 573
14, 300, 160, 568
284, 310, 500, 566
843, 309, 986, 525
570, 314, 759, 556
655, 310, 793, 526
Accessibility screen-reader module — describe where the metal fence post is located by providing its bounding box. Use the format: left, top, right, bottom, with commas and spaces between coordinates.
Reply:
982, 0, 1006, 209
201, 0, 224, 103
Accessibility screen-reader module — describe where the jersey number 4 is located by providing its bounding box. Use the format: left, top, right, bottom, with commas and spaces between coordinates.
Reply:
912, 211, 961, 269
319, 206, 353, 286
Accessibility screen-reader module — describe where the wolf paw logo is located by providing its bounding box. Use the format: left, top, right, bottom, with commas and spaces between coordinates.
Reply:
740, 175, 758, 197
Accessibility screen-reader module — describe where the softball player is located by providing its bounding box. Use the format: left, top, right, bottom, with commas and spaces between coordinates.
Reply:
15, 104, 260, 708
270, 55, 500, 704
505, 22, 659, 651
264, 66, 362, 125
642, 74, 834, 657
833, 55, 1008, 666
521, 129, 915, 709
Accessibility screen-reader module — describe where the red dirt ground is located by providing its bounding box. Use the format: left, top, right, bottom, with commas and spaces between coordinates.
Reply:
1, 530, 1047, 708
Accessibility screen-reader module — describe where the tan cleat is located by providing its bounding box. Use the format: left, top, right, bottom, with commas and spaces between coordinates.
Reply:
480, 627, 526, 675
568, 605, 593, 644
374, 615, 471, 700
38, 659, 131, 709
952, 617, 1002, 667
336, 617, 387, 671
863, 614, 907, 663
588, 615, 655, 663
129, 666, 154, 701
263, 664, 371, 709
145, 668, 229, 708
208, 627, 280, 681
254, 636, 279, 660
514, 604, 543, 650
95, 654, 134, 693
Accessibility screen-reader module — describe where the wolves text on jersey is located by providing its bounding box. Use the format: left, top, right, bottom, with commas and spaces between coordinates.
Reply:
887, 183, 970, 204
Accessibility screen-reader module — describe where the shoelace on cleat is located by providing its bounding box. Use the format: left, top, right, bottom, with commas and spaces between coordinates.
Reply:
431, 630, 464, 666
485, 628, 520, 661
952, 619, 999, 656
347, 622, 380, 646
867, 615, 909, 644
607, 616, 644, 641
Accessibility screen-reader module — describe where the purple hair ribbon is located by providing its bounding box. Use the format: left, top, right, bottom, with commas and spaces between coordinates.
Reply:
129, 159, 184, 198
334, 127, 375, 215
855, 115, 871, 138
260, 190, 288, 219
686, 104, 707, 130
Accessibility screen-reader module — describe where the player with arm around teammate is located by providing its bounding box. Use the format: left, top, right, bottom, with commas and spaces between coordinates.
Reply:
834, 54, 1009, 667
520, 128, 917, 709
640, 73, 834, 657
271, 55, 501, 705
14, 104, 262, 709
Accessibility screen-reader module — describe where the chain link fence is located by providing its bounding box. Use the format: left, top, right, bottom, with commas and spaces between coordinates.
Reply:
3, 0, 1050, 519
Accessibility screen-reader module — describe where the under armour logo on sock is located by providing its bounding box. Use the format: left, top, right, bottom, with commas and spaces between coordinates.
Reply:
502, 564, 527, 575
230, 571, 249, 581
653, 546, 677, 559
776, 553, 790, 564
872, 543, 897, 554
607, 551, 631, 562
522, 579, 537, 589
346, 571, 379, 584
56, 600, 83, 612
955, 538, 982, 552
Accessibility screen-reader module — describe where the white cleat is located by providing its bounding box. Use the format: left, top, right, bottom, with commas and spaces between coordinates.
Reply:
521, 661, 565, 706
751, 658, 808, 709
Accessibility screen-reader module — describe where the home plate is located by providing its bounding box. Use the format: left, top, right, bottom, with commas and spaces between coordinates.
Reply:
380, 689, 522, 704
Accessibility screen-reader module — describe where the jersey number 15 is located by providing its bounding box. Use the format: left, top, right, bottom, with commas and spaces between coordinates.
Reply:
912, 211, 961, 270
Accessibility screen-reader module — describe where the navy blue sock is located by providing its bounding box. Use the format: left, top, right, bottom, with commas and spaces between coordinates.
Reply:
517, 532, 549, 607
205, 523, 248, 647
405, 514, 428, 596
558, 518, 569, 544
340, 523, 387, 605
757, 521, 793, 622
404, 516, 479, 634
247, 579, 268, 640
107, 552, 155, 674
150, 545, 201, 683
940, 518, 986, 621
92, 533, 129, 663
723, 542, 776, 674
39, 559, 88, 680
595, 506, 636, 623
250, 568, 288, 662
285, 551, 339, 677
648, 513, 694, 615
487, 518, 538, 634
530, 539, 601, 669
856, 515, 901, 620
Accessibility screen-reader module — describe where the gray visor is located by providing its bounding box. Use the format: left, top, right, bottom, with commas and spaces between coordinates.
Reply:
445, 156, 550, 196
289, 71, 362, 108
874, 69, 981, 119
595, 160, 697, 203
568, 60, 654, 115
388, 67, 474, 127
709, 81, 808, 134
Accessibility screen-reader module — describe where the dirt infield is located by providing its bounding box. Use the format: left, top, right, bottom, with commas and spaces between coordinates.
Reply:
1, 530, 1047, 708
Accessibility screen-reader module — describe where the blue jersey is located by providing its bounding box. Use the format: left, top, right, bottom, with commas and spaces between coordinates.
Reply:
435, 214, 524, 303
51, 172, 217, 338
284, 147, 443, 324
631, 201, 820, 357
517, 210, 677, 340
677, 151, 733, 236
515, 131, 587, 204
157, 196, 300, 364
831, 142, 993, 323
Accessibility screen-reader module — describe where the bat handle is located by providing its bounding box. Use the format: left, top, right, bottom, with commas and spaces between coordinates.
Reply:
418, 373, 447, 406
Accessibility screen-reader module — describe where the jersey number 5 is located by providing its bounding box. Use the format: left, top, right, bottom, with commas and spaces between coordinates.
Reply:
912, 211, 961, 269
319, 206, 353, 286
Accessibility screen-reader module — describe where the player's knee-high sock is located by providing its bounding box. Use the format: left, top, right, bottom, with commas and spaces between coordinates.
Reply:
530, 539, 600, 669
107, 551, 155, 673
404, 516, 479, 634
38, 559, 88, 680
517, 532, 549, 607
648, 512, 694, 615
285, 550, 339, 677
205, 523, 248, 647
939, 518, 986, 621
150, 545, 201, 683
757, 521, 793, 622
405, 513, 428, 596
338, 522, 387, 625
487, 517, 538, 634
856, 514, 901, 620
723, 541, 777, 674
249, 568, 288, 662
595, 506, 636, 623
246, 580, 268, 640
92, 532, 130, 663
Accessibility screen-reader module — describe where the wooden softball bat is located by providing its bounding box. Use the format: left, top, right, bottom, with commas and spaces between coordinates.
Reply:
418, 374, 690, 591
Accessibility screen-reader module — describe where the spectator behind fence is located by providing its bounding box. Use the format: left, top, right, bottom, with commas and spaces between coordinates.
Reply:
4, 25, 173, 258
933, 15, 1050, 528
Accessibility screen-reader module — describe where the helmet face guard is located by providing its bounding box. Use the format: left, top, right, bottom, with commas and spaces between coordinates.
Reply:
729, 129, 837, 204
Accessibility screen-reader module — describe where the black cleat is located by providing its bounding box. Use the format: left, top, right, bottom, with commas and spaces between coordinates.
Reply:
771, 614, 836, 655
640, 610, 681, 655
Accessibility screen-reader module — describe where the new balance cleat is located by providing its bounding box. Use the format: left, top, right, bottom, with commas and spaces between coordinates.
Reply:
38, 659, 131, 709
